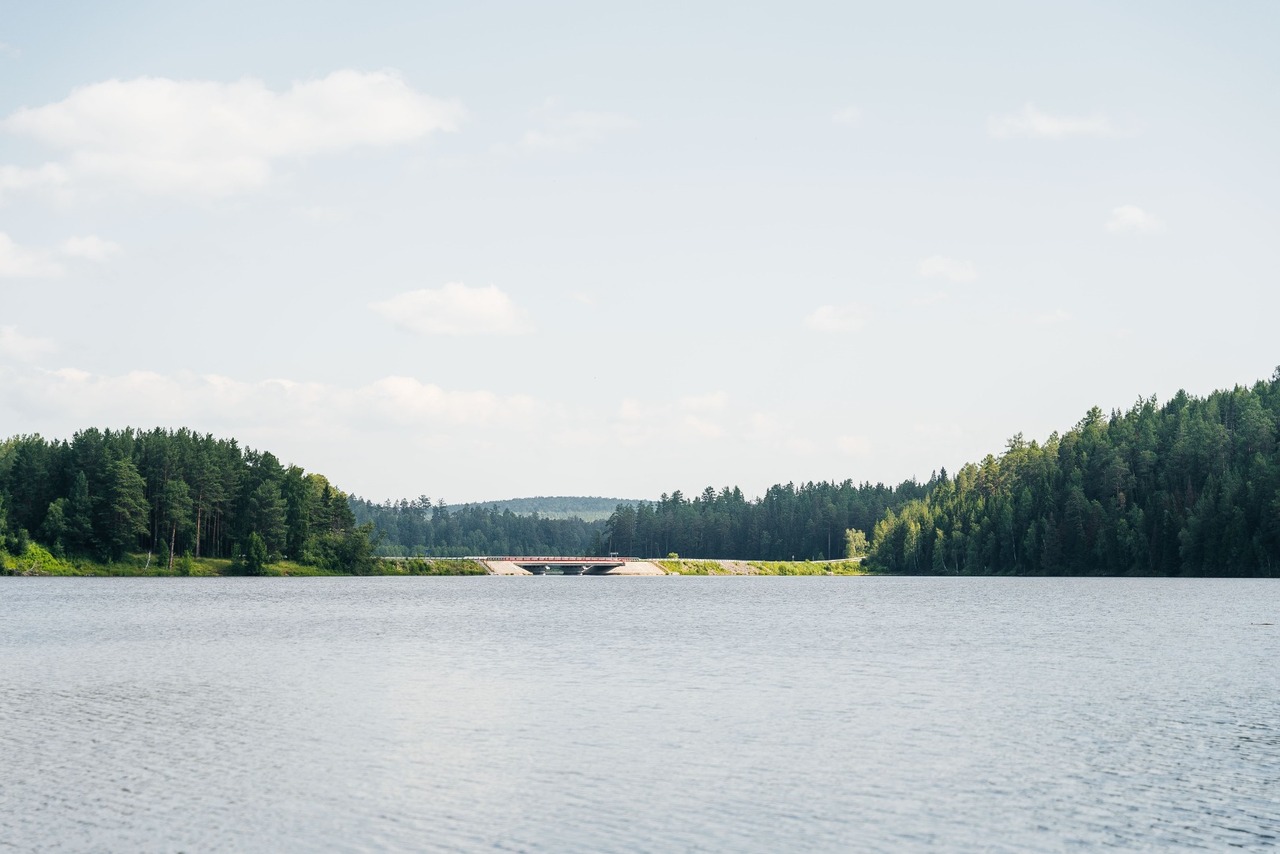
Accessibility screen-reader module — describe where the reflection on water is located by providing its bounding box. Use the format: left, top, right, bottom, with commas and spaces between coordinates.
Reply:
2, 577, 1277, 851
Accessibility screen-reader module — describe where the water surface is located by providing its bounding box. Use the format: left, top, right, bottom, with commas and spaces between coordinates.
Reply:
2, 577, 1277, 851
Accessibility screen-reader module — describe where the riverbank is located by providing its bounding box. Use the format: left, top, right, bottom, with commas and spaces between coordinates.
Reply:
657, 558, 869, 575
2, 545, 868, 577
0, 544, 487, 577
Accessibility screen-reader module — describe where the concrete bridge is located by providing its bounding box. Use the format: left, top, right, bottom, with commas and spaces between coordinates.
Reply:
474, 556, 667, 576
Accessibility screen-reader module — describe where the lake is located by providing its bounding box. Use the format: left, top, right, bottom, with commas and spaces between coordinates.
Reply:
1, 577, 1277, 852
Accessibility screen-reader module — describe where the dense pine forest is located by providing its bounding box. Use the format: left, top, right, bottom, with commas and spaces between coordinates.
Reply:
0, 428, 376, 574
460, 496, 640, 521
869, 372, 1280, 576
349, 481, 925, 559
349, 497, 604, 556
600, 481, 928, 560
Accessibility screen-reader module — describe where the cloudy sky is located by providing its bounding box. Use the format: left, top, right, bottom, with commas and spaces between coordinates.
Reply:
2, 2, 1277, 502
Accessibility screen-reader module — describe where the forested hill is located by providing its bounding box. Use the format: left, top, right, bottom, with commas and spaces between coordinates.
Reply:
459, 496, 646, 521
870, 371, 1280, 576
348, 496, 607, 556
11, 371, 1277, 577
351, 483, 928, 559
0, 428, 376, 573
601, 481, 930, 560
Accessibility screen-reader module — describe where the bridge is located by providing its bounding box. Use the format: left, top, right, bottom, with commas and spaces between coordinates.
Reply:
473, 556, 667, 576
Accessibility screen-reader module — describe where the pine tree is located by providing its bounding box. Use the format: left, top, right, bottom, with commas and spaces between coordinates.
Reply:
99, 458, 149, 561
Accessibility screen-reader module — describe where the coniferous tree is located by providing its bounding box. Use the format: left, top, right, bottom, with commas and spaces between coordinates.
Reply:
868, 371, 1280, 577
65, 471, 94, 555
247, 481, 287, 558
99, 458, 149, 561
158, 478, 192, 572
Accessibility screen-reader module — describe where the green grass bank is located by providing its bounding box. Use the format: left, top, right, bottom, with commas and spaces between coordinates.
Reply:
656, 558, 870, 575
0, 545, 487, 577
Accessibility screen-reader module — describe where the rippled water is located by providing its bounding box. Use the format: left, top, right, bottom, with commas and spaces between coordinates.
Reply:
1, 577, 1277, 852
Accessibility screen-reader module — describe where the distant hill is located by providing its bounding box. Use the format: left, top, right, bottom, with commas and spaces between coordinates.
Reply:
457, 496, 648, 521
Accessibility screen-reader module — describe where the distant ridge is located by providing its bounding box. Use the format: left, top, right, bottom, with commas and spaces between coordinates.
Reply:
456, 496, 649, 522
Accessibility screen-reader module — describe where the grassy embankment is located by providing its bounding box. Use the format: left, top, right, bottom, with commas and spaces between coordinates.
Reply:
656, 558, 870, 575
4, 547, 867, 577
0, 545, 487, 577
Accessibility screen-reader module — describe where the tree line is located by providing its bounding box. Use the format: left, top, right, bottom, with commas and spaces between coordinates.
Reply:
600, 481, 927, 560
0, 427, 376, 573
350, 480, 927, 561
349, 496, 603, 556
7, 372, 1277, 577
869, 372, 1280, 576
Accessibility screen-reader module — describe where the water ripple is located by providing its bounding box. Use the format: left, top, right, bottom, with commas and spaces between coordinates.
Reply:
1, 576, 1277, 851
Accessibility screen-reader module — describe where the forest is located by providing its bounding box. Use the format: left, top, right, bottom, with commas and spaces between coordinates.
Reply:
360, 371, 1279, 575
0, 427, 376, 574
599, 480, 927, 560
349, 496, 604, 556
457, 495, 638, 521
5, 372, 1279, 577
868, 372, 1280, 576
349, 480, 925, 560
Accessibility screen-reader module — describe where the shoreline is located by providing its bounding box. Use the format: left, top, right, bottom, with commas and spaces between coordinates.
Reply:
2, 546, 870, 578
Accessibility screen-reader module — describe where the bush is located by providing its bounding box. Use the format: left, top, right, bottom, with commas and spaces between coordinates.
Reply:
245, 532, 269, 575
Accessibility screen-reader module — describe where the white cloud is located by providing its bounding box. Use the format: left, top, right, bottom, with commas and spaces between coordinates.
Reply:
805, 304, 867, 332
679, 391, 729, 412
294, 205, 347, 223
911, 290, 949, 307
365, 376, 540, 424
0, 357, 881, 499
371, 283, 531, 336
988, 104, 1121, 139
680, 415, 724, 440
918, 256, 977, 282
913, 422, 963, 440
786, 437, 818, 456
0, 232, 62, 277
1, 70, 464, 197
518, 106, 638, 152
0, 163, 69, 198
0, 326, 56, 362
1032, 308, 1072, 325
745, 412, 782, 442
617, 398, 646, 422
831, 106, 861, 127
612, 392, 731, 446
837, 435, 871, 456
0, 365, 536, 430
679, 393, 728, 439
1106, 204, 1164, 234
60, 235, 122, 261
0, 364, 738, 459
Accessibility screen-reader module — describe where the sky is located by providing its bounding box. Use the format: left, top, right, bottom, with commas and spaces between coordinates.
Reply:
1, 1, 1278, 503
